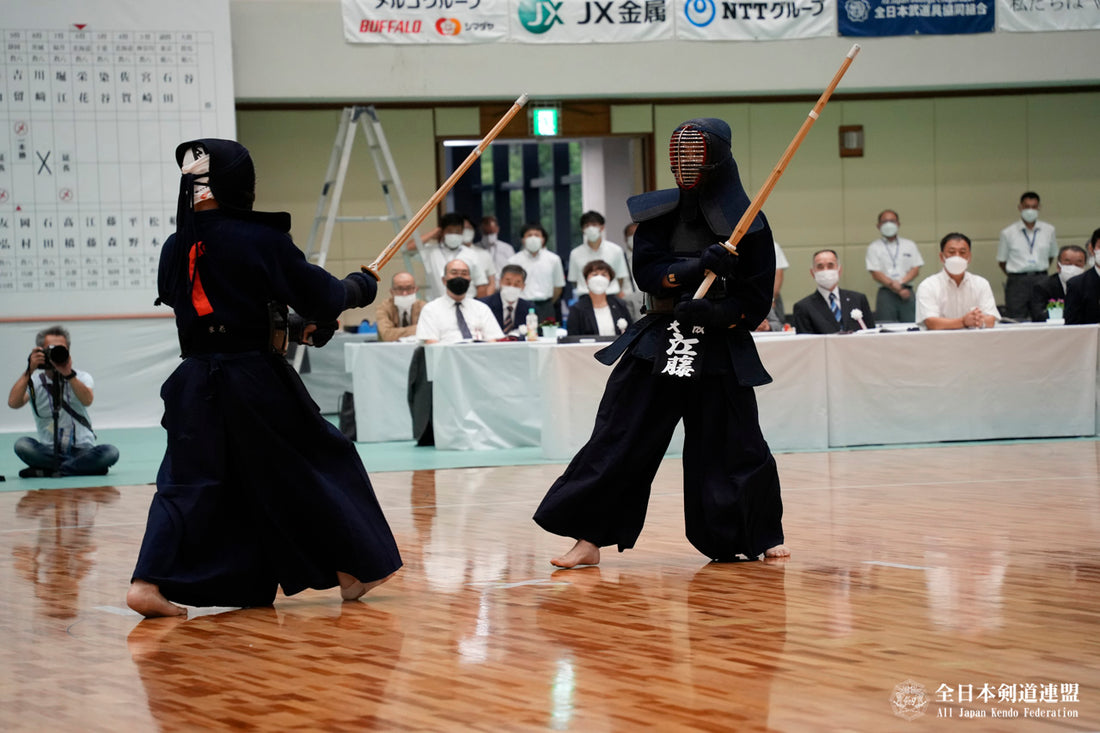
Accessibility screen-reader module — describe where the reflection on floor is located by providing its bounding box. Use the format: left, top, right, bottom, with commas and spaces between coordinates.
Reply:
1, 441, 1098, 731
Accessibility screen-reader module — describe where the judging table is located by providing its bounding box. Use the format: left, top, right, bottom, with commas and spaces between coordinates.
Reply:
345, 324, 1099, 456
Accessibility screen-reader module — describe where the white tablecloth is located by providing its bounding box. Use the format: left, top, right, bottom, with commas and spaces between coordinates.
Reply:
344, 342, 418, 442
532, 334, 828, 460
825, 324, 1098, 446
343, 325, 1100, 454
424, 341, 542, 451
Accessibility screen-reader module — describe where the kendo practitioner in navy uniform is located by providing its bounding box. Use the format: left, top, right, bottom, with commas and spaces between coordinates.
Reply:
534, 119, 788, 568
127, 139, 402, 618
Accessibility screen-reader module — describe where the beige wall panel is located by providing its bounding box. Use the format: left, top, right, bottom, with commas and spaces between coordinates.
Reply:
1026, 92, 1100, 245
933, 96, 1028, 247
610, 104, 654, 135
839, 99, 938, 247
749, 103, 844, 251
433, 107, 480, 137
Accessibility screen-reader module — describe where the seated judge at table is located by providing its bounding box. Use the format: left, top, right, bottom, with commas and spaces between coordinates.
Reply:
914, 232, 999, 330
791, 249, 875, 334
1028, 245, 1087, 322
376, 271, 425, 341
478, 264, 533, 338
566, 260, 634, 337
415, 259, 504, 344
1065, 228, 1100, 325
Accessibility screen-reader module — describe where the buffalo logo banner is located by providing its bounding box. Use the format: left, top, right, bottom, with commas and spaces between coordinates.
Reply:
839, 0, 995, 35
343, 0, 511, 44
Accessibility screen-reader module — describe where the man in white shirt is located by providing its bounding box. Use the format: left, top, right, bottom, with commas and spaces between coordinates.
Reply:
865, 209, 924, 323
507, 222, 565, 323
461, 215, 497, 296
997, 191, 1057, 320
416, 212, 490, 300
415, 259, 504, 344
567, 210, 629, 296
916, 233, 1000, 330
478, 215, 516, 275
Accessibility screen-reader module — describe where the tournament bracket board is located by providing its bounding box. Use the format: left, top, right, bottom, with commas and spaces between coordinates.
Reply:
0, 0, 235, 319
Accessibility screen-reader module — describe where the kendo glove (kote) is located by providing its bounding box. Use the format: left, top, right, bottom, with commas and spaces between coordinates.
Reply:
700, 243, 738, 280
289, 314, 339, 347
674, 297, 738, 331
665, 257, 706, 289
342, 271, 378, 309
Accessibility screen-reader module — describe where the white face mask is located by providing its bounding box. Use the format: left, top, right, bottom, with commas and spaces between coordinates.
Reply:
625, 235, 634, 250
484, 232, 498, 245
524, 236, 543, 254
944, 255, 969, 276
813, 269, 840, 290
442, 232, 464, 250
1058, 263, 1084, 286
393, 293, 417, 310
879, 221, 899, 238
587, 274, 610, 295
500, 285, 523, 303
584, 226, 602, 244
462, 227, 476, 244
1021, 208, 1039, 224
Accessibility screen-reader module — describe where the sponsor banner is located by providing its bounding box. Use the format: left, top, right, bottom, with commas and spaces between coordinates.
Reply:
343, 0, 510, 44
510, 0, 675, 43
839, 0, 994, 35
676, 0, 836, 40
997, 0, 1100, 31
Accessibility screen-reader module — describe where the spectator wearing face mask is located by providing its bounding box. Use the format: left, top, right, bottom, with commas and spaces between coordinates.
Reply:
916, 233, 999, 330
1065, 228, 1100, 325
506, 222, 565, 323
415, 212, 490, 299
566, 260, 634, 337
479, 215, 516, 274
1028, 245, 1088, 322
998, 191, 1058, 320
567, 211, 630, 297
792, 250, 875, 334
375, 271, 425, 341
461, 215, 498, 296
478, 264, 533, 338
415, 259, 504, 344
866, 209, 923, 323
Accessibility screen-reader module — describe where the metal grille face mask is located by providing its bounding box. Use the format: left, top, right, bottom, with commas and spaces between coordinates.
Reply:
670, 126, 708, 190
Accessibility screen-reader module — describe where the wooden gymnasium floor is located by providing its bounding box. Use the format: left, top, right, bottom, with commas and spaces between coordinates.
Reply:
1, 439, 1099, 732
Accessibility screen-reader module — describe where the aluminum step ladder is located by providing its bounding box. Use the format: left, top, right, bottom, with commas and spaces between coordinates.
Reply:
294, 105, 423, 372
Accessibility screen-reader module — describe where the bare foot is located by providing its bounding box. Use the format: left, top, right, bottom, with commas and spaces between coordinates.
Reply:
550, 539, 601, 568
127, 580, 187, 618
764, 544, 791, 558
337, 571, 396, 601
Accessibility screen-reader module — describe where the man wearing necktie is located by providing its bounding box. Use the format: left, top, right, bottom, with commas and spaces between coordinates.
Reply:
478, 264, 534, 338
375, 271, 425, 342
792, 249, 875, 334
414, 259, 505, 344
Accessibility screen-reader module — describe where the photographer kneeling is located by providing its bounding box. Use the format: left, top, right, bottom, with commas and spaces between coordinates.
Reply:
7, 325, 119, 478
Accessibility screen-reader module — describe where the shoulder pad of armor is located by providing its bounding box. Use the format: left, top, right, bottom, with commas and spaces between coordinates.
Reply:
627, 189, 680, 222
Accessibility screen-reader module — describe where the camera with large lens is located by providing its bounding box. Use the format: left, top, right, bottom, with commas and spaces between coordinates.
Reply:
37, 344, 70, 371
